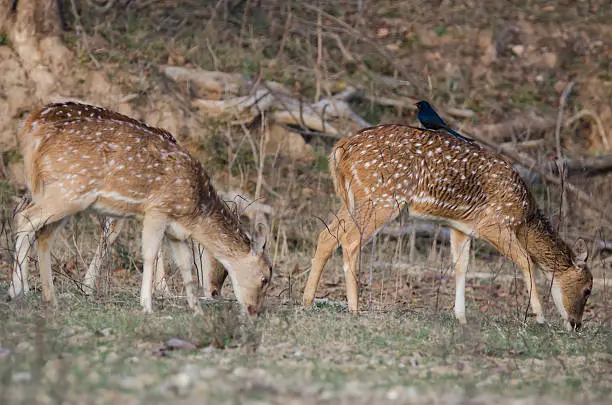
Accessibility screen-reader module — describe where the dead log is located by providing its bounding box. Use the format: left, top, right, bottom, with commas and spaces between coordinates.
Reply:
159, 66, 247, 97
476, 113, 556, 142
552, 155, 612, 177
371, 261, 610, 287
438, 117, 612, 229
380, 222, 612, 252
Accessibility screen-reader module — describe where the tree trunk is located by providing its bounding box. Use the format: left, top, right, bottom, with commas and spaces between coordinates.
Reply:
0, 0, 13, 34
1, 0, 61, 37
0, 0, 70, 185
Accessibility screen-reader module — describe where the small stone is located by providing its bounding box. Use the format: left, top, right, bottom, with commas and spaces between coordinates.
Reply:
166, 338, 197, 351
543, 52, 557, 68
511, 44, 525, 56
95, 328, 113, 337
198, 368, 219, 379
233, 367, 250, 378
387, 389, 399, 400
12, 372, 31, 382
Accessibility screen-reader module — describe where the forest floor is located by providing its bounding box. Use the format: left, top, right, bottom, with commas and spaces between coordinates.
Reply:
0, 1, 611, 404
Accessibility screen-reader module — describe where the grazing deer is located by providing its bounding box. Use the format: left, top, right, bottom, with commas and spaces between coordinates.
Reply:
303, 125, 593, 331
9, 102, 271, 316
83, 217, 228, 299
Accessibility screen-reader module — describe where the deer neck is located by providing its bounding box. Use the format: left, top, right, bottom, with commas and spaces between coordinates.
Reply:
521, 209, 573, 275
188, 185, 252, 263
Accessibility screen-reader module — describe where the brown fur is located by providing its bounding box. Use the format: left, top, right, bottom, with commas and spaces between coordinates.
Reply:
10, 102, 270, 315
304, 124, 593, 330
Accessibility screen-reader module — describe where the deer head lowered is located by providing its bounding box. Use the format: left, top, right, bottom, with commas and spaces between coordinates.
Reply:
9, 102, 271, 316
303, 125, 593, 331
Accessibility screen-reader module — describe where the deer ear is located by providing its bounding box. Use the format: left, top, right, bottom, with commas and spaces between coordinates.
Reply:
250, 214, 269, 254
572, 238, 588, 269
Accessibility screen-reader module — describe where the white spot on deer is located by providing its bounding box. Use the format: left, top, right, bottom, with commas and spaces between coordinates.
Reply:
98, 191, 145, 205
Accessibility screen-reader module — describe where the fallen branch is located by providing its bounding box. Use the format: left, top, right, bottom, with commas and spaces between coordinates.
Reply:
500, 139, 545, 150
381, 223, 612, 252
160, 66, 246, 96
441, 117, 612, 229
372, 261, 609, 287
477, 113, 556, 142
185, 70, 369, 136
513, 155, 612, 181
547, 155, 612, 177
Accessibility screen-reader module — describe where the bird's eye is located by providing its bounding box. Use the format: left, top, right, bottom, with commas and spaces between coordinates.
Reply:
261, 276, 268, 286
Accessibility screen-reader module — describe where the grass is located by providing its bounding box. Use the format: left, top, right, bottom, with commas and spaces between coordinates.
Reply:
0, 290, 609, 405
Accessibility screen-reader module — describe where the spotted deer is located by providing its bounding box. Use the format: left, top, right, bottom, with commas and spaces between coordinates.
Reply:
9, 102, 271, 316
302, 125, 593, 331
83, 217, 228, 299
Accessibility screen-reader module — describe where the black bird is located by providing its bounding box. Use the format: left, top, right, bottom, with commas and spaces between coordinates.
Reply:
416, 100, 473, 143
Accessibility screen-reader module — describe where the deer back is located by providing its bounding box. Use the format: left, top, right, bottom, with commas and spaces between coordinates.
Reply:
21, 104, 206, 219
331, 125, 535, 228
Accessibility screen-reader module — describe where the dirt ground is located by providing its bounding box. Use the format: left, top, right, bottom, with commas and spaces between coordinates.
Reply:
0, 1, 611, 404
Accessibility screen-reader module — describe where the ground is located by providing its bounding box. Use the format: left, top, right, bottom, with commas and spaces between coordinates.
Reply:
0, 1, 611, 404
0, 291, 610, 405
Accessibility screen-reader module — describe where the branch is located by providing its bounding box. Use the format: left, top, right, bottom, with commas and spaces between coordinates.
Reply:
555, 80, 575, 162
461, 126, 612, 229
477, 113, 556, 142
380, 222, 612, 252
160, 65, 247, 96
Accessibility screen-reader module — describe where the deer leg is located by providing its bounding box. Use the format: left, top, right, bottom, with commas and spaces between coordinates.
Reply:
140, 215, 167, 313
168, 238, 202, 314
450, 229, 471, 324
36, 220, 67, 307
10, 205, 35, 299
208, 253, 228, 298
340, 205, 399, 313
192, 243, 226, 298
83, 218, 124, 295
302, 206, 350, 308
153, 248, 171, 297
479, 224, 544, 324
9, 202, 79, 300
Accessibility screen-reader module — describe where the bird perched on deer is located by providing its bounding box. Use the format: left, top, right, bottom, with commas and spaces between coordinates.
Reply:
416, 100, 474, 144
303, 124, 593, 331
